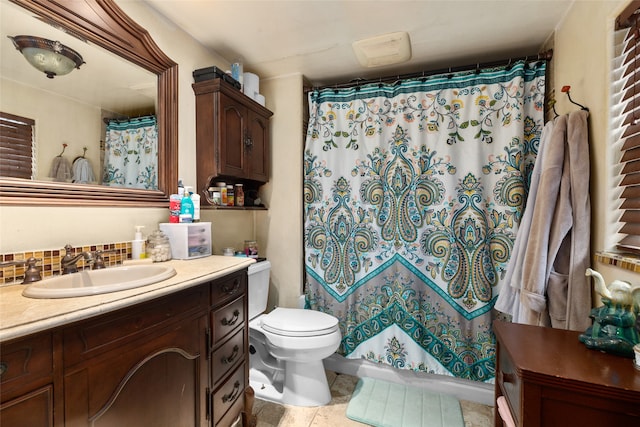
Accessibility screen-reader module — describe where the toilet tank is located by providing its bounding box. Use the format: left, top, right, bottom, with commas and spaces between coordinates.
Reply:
247, 260, 271, 320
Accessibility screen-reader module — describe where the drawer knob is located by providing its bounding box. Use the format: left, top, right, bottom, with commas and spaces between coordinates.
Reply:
221, 309, 240, 326
0, 362, 7, 377
221, 345, 239, 364
222, 380, 241, 403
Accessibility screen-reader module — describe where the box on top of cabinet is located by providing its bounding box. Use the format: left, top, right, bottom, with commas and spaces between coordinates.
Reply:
159, 222, 212, 259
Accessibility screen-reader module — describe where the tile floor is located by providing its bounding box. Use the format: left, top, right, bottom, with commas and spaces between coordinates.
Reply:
252, 371, 494, 427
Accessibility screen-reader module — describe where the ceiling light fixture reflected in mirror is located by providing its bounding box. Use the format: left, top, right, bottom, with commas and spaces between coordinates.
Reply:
8, 35, 84, 78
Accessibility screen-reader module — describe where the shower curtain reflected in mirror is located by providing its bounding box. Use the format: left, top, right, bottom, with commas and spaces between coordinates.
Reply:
303, 61, 546, 381
103, 115, 158, 189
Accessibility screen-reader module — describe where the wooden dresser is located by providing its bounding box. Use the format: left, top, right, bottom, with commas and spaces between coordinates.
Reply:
493, 320, 640, 427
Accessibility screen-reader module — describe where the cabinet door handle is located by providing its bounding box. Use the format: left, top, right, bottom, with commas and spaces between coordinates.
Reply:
221, 309, 240, 326
222, 380, 241, 403
222, 279, 240, 294
0, 362, 7, 377
221, 345, 239, 364
499, 371, 515, 384
244, 136, 253, 150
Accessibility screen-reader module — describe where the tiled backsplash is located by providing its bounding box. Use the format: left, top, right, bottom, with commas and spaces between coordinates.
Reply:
0, 242, 132, 285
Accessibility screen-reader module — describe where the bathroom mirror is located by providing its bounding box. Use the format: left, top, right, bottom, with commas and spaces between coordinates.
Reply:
0, 0, 177, 206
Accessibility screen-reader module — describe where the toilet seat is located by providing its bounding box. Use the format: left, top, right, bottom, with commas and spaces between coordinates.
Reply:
261, 307, 339, 337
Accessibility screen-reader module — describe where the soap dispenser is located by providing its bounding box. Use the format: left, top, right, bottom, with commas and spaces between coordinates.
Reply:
180, 186, 194, 223
132, 225, 146, 259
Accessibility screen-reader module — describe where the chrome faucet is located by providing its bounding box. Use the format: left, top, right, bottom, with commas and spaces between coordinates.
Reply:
61, 244, 93, 274
0, 257, 42, 284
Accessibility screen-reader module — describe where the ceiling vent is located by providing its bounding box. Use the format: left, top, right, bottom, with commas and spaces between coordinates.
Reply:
352, 31, 411, 68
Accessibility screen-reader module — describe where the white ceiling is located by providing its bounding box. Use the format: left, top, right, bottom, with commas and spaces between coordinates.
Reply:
143, 0, 575, 86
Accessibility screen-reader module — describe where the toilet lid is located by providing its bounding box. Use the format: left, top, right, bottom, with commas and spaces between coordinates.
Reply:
261, 307, 339, 337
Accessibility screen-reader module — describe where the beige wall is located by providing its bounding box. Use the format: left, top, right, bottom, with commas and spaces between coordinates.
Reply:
257, 74, 306, 310
554, 0, 640, 287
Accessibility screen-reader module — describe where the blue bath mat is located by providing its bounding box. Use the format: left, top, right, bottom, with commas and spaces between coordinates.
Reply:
346, 377, 464, 427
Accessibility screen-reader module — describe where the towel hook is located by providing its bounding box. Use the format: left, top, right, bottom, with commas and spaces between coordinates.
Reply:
57, 143, 68, 157
548, 99, 560, 119
561, 85, 589, 111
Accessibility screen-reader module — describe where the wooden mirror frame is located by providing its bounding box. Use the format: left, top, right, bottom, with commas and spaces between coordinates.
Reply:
0, 0, 178, 207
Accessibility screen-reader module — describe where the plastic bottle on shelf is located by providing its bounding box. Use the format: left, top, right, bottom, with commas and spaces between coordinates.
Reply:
180, 186, 194, 222
231, 57, 244, 88
169, 192, 181, 223
191, 190, 201, 222
226, 185, 234, 206
216, 181, 227, 205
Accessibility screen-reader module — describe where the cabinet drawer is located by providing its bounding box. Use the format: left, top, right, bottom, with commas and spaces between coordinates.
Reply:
0, 332, 53, 399
64, 285, 207, 367
498, 348, 521, 425
212, 297, 245, 344
211, 328, 245, 386
212, 363, 245, 425
211, 270, 246, 308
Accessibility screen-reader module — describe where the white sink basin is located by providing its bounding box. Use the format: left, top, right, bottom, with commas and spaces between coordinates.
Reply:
22, 265, 177, 299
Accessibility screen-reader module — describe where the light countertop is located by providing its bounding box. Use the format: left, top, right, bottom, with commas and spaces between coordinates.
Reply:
0, 255, 255, 342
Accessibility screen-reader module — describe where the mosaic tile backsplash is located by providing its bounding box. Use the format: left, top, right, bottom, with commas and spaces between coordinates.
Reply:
1, 242, 132, 285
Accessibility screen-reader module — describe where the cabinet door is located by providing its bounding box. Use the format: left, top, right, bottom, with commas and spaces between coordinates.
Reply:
246, 111, 270, 183
0, 331, 55, 426
64, 314, 207, 427
219, 93, 247, 178
0, 386, 53, 427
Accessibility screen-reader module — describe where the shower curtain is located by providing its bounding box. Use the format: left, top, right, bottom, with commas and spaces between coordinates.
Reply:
303, 61, 546, 381
103, 115, 158, 189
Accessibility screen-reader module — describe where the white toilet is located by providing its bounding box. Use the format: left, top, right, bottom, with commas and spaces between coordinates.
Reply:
247, 260, 341, 407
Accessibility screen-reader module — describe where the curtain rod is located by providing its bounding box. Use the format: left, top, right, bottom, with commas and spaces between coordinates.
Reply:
305, 49, 553, 93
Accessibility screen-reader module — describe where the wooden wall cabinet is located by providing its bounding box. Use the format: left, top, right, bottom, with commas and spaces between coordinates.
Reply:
493, 321, 640, 427
193, 78, 273, 195
0, 268, 250, 427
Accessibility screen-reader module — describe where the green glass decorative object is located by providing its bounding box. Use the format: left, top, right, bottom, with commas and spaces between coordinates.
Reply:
579, 268, 640, 358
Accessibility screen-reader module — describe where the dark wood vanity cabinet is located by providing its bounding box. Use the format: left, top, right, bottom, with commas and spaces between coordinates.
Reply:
0, 268, 250, 427
493, 321, 640, 427
193, 78, 273, 194
0, 331, 59, 427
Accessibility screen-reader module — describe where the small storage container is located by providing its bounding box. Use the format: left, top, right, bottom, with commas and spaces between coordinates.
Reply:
192, 66, 241, 89
159, 222, 212, 259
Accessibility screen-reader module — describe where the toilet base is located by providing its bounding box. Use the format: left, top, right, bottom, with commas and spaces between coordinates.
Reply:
250, 360, 332, 407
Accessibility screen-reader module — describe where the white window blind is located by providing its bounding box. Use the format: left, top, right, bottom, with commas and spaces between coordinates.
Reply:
615, 1, 640, 253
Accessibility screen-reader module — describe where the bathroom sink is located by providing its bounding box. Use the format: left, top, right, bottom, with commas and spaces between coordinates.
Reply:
22, 265, 177, 299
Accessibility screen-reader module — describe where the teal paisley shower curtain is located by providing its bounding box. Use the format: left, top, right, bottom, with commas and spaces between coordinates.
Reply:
103, 115, 158, 189
303, 61, 546, 381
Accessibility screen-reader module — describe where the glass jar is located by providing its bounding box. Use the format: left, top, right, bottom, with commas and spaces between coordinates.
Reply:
212, 191, 221, 205
146, 229, 172, 262
244, 240, 258, 258
235, 184, 244, 207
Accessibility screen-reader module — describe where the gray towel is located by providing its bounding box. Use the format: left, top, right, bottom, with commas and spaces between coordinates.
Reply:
49, 156, 72, 181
